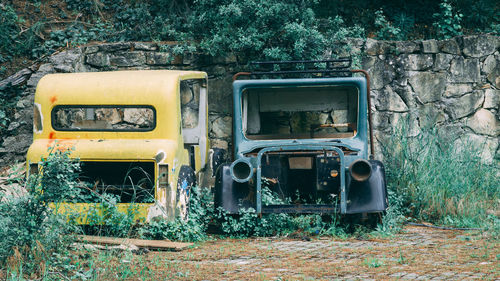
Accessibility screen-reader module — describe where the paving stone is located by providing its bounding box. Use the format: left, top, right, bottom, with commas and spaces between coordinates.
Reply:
403, 273, 419, 279
390, 272, 407, 277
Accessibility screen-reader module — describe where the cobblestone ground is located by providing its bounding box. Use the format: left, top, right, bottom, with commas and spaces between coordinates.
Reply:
134, 225, 499, 280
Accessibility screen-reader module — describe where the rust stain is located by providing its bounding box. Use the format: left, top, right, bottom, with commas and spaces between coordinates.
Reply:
50, 96, 57, 104
49, 132, 56, 139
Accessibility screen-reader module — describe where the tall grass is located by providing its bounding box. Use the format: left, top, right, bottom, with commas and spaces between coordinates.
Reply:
382, 122, 499, 228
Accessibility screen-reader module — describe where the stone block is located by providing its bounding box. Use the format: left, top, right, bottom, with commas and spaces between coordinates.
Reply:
484, 89, 499, 109
208, 75, 233, 114
84, 45, 99, 54
133, 42, 158, 51
433, 53, 454, 71
85, 53, 110, 67
395, 41, 419, 53
95, 108, 122, 124
211, 116, 232, 138
449, 57, 480, 83
1, 133, 32, 154
365, 38, 391, 55
437, 124, 466, 144
453, 133, 498, 164
408, 72, 446, 103
481, 53, 500, 87
481, 53, 497, 74
444, 83, 473, 98
439, 38, 460, 55
331, 110, 348, 124
211, 139, 228, 150
50, 49, 83, 73
418, 104, 445, 128
446, 90, 484, 119
364, 58, 395, 90
374, 86, 408, 112
109, 51, 146, 67
462, 35, 498, 58
422, 39, 438, 53
399, 54, 433, 71
291, 112, 323, 134
123, 108, 154, 127
145, 52, 172, 65
181, 106, 199, 129
27, 64, 55, 87
466, 108, 499, 136
99, 42, 132, 52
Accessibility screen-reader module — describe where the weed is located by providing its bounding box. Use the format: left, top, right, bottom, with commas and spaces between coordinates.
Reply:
138, 186, 214, 242
397, 248, 407, 264
363, 256, 385, 268
381, 120, 499, 229
0, 145, 80, 276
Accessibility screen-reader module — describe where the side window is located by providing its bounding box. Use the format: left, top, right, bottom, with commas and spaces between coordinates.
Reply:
180, 80, 200, 129
180, 78, 208, 170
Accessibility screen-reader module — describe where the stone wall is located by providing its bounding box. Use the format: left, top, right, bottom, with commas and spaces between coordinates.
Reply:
0, 34, 498, 167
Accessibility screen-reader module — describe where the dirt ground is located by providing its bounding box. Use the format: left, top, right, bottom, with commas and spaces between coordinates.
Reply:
85, 225, 499, 280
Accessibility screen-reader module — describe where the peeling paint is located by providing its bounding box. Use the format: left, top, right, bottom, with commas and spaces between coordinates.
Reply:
146, 203, 168, 222
33, 103, 43, 134
172, 158, 178, 173
155, 150, 166, 163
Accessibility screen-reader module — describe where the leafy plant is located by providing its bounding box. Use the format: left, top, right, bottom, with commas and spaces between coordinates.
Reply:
0, 145, 80, 276
374, 9, 403, 40
433, 0, 463, 39
193, 0, 328, 62
393, 12, 415, 40
138, 186, 214, 242
0, 4, 24, 61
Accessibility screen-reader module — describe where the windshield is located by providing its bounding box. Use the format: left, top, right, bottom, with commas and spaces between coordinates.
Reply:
52, 105, 155, 131
242, 85, 358, 140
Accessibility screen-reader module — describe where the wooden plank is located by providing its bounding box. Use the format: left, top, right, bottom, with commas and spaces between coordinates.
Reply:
77, 235, 193, 251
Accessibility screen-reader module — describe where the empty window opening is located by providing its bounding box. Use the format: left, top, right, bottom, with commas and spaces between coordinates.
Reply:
180, 80, 202, 129
243, 85, 359, 140
52, 105, 155, 131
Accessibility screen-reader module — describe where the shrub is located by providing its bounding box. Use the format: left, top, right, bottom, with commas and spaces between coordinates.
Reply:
0, 4, 23, 61
138, 186, 214, 242
0, 146, 80, 276
433, 0, 463, 39
374, 9, 403, 40
193, 0, 327, 62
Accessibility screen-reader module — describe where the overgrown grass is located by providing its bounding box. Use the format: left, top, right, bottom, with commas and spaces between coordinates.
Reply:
382, 122, 499, 230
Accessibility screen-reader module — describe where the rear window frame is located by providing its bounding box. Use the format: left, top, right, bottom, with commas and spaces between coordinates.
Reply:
51, 104, 157, 132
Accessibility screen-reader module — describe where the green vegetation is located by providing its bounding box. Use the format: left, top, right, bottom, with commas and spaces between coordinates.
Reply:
382, 122, 499, 230
0, 147, 79, 277
1, 124, 498, 278
1, 0, 498, 78
433, 0, 464, 39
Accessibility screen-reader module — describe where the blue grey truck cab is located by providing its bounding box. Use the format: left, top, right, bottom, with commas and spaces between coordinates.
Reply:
215, 60, 388, 215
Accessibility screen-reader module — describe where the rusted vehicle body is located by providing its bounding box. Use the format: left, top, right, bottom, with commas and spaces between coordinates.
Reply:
215, 60, 388, 215
26, 70, 209, 222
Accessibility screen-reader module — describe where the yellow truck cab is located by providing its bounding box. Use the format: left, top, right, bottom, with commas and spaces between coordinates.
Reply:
26, 70, 209, 222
